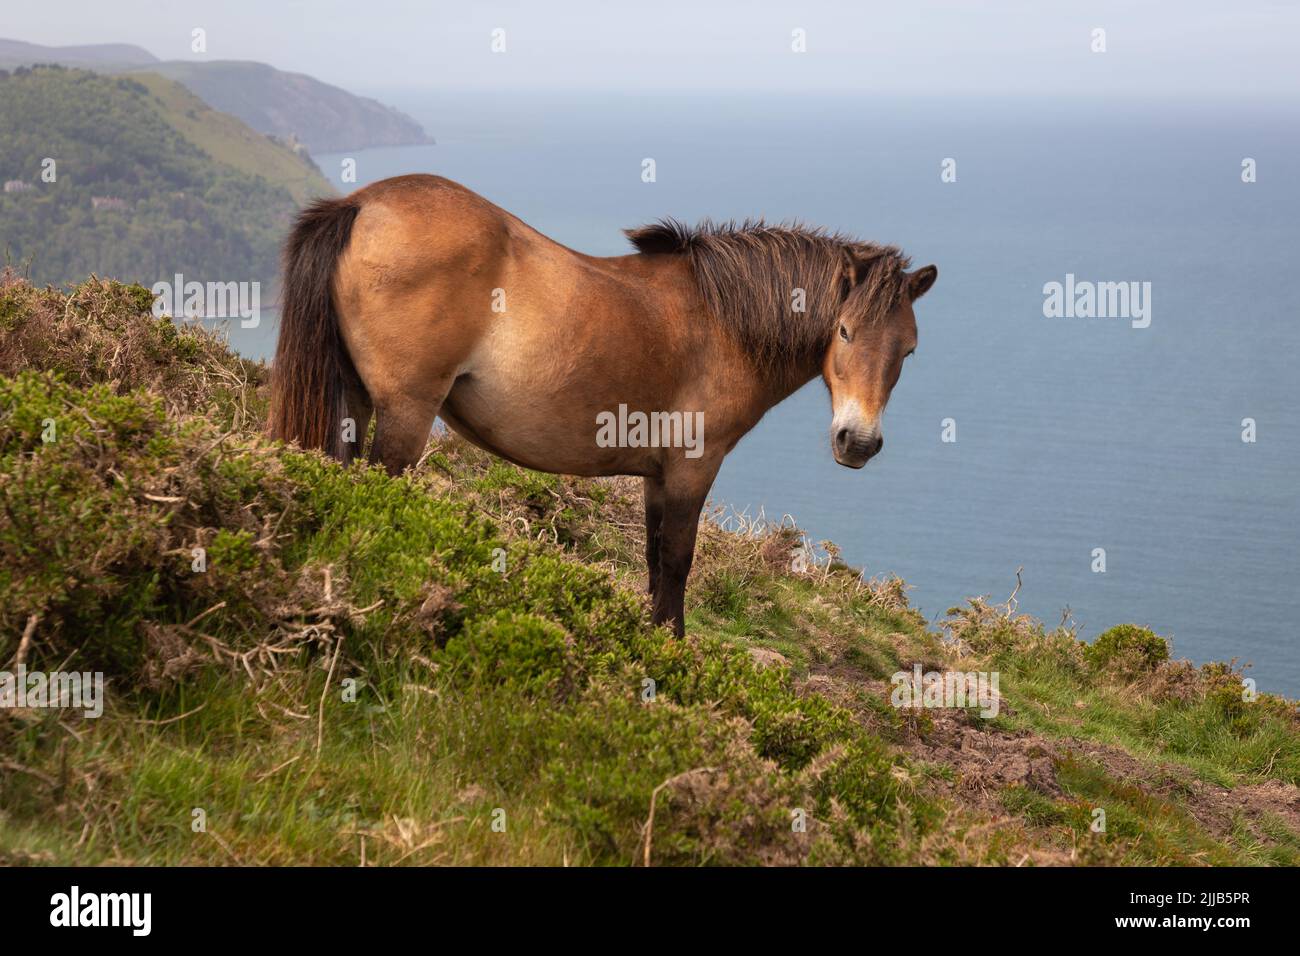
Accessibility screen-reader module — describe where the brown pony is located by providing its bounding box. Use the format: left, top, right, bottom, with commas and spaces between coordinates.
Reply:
269, 174, 937, 636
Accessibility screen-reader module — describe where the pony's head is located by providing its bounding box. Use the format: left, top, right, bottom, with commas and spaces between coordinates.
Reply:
622, 220, 938, 469
823, 258, 937, 468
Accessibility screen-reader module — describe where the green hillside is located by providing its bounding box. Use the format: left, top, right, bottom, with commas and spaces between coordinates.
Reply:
0, 65, 332, 288
0, 38, 431, 153
2, 276, 1298, 866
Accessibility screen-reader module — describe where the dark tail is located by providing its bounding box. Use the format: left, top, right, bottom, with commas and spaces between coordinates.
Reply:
268, 196, 362, 460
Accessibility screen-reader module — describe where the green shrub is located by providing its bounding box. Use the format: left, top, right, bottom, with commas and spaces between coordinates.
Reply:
442, 611, 577, 696
1085, 624, 1170, 676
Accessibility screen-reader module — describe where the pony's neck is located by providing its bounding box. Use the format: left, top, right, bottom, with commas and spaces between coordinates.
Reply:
765, 348, 829, 408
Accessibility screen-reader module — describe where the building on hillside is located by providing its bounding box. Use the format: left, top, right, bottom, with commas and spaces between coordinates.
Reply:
3, 180, 34, 194
91, 196, 129, 211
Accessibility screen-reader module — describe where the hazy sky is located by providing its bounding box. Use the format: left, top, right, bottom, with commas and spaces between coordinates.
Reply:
8, 0, 1299, 99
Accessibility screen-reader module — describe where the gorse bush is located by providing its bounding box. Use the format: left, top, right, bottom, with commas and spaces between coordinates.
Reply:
1085, 624, 1170, 676
0, 273, 267, 429
0, 371, 300, 676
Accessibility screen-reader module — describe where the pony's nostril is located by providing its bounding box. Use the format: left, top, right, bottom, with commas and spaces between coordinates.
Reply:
835, 427, 850, 451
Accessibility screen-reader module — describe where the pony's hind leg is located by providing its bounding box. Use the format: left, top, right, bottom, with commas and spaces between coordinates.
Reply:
341, 380, 373, 466
368, 385, 448, 477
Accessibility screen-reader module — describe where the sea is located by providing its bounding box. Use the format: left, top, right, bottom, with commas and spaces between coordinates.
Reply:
222, 90, 1300, 696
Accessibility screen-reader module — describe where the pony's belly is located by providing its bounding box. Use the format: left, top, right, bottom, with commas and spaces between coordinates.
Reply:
440, 375, 661, 478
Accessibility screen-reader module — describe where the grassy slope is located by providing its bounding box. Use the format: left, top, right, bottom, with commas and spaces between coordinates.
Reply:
127, 72, 335, 206
1, 276, 1297, 867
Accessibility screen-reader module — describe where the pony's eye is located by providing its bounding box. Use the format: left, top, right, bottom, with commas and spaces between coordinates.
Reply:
839, 324, 849, 342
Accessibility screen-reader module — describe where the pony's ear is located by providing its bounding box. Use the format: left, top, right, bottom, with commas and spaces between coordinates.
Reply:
840, 248, 867, 287
841, 247, 885, 288
907, 264, 938, 301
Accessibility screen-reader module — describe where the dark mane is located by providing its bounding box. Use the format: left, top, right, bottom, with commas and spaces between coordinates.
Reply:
625, 218, 912, 373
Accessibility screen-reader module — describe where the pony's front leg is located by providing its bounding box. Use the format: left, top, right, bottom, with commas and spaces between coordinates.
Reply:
650, 462, 720, 638
643, 476, 666, 599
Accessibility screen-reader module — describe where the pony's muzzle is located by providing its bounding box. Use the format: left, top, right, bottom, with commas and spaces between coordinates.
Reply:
832, 424, 883, 469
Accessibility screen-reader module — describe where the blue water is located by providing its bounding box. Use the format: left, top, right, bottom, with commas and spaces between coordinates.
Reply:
240, 90, 1300, 695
